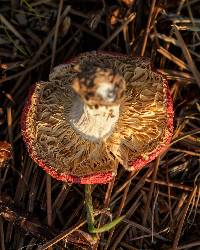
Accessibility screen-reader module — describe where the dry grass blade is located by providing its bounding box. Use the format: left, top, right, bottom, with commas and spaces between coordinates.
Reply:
0, 57, 50, 85
173, 192, 188, 217
107, 194, 143, 249
176, 241, 200, 249
0, 14, 27, 44
95, 179, 115, 249
30, 5, 71, 66
143, 178, 195, 192
38, 220, 87, 250
172, 186, 197, 249
50, 0, 63, 69
0, 141, 12, 169
46, 175, 52, 230
120, 242, 139, 250
123, 219, 169, 242
140, 0, 156, 56
158, 69, 195, 82
172, 25, 200, 88
0, 219, 5, 250
157, 46, 190, 71
0, 196, 95, 249
98, 13, 136, 50
140, 157, 160, 246
105, 172, 135, 249
1, 1, 200, 249
169, 147, 200, 156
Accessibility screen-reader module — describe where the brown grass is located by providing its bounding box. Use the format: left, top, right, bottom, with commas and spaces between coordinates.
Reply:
0, 0, 200, 249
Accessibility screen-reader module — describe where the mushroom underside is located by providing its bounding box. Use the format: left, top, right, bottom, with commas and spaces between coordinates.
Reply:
21, 52, 173, 183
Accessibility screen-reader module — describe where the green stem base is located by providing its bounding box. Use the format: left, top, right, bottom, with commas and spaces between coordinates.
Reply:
84, 184, 125, 234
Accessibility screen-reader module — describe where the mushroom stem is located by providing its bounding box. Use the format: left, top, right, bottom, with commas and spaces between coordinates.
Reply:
84, 184, 95, 232
84, 184, 126, 233
69, 96, 120, 142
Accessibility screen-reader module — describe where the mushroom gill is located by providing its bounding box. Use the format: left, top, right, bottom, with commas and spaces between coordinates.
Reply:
21, 51, 173, 184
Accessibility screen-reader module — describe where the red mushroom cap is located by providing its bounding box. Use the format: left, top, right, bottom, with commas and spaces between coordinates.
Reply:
21, 51, 173, 184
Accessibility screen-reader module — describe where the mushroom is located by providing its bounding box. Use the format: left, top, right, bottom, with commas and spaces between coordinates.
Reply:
21, 51, 173, 233
21, 51, 173, 185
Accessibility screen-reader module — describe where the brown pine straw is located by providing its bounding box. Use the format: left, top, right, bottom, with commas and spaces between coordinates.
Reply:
136, 177, 198, 192
0, 14, 27, 45
0, 218, 5, 250
98, 13, 136, 50
172, 25, 200, 88
95, 177, 116, 249
109, 194, 143, 249
38, 220, 86, 250
140, 156, 160, 246
105, 168, 153, 249
140, 0, 156, 56
1, 1, 200, 249
160, 0, 186, 67
104, 172, 136, 250
111, 167, 153, 203
157, 46, 189, 71
176, 241, 200, 250
173, 192, 188, 217
46, 175, 52, 250
171, 185, 197, 249
50, 0, 63, 69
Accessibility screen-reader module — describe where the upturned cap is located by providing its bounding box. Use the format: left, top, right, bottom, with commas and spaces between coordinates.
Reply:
21, 51, 173, 184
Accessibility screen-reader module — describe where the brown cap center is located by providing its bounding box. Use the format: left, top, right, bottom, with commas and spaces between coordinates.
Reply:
71, 64, 126, 107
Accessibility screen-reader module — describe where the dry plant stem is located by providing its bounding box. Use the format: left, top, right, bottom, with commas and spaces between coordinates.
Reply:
11, 20, 79, 97
72, 22, 116, 46
84, 184, 125, 234
1, 195, 94, 249
160, 0, 185, 67
0, 14, 27, 44
6, 107, 14, 171
173, 193, 187, 217
84, 184, 95, 233
171, 129, 200, 146
120, 242, 139, 250
32, 5, 71, 66
7, 108, 13, 146
166, 170, 173, 225
0, 218, 5, 250
151, 188, 159, 243
124, 167, 153, 206
95, 178, 116, 250
157, 46, 189, 71
51, 0, 63, 69
38, 220, 86, 250
0, 6, 71, 86
140, 0, 156, 56
106, 172, 135, 250
2, 21, 80, 91
140, 156, 160, 247
123, 219, 169, 242
142, 187, 200, 209
46, 175, 52, 250
98, 13, 136, 49
97, 177, 115, 232
176, 241, 200, 250
138, 177, 196, 192
111, 172, 138, 201
173, 25, 200, 88
172, 185, 197, 249
117, 172, 136, 216
110, 224, 130, 250
106, 193, 143, 249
